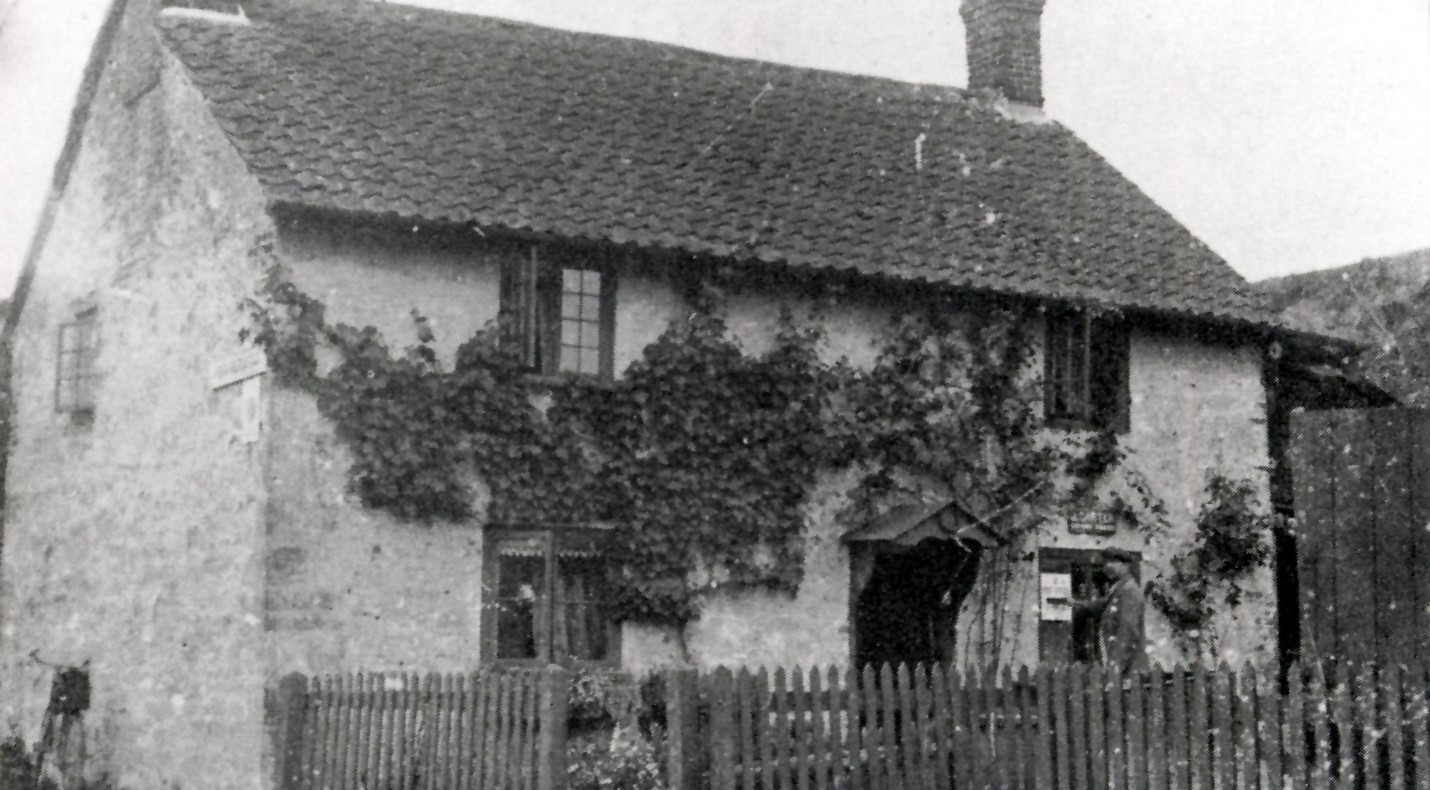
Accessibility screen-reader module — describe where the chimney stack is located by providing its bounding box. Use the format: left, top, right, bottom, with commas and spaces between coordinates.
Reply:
961, 0, 1048, 106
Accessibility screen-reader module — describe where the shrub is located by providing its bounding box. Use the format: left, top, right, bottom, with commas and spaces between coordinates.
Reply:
567, 723, 666, 790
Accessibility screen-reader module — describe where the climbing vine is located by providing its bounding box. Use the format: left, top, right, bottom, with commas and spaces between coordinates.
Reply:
244, 267, 1121, 626
840, 309, 1053, 522
1148, 473, 1279, 632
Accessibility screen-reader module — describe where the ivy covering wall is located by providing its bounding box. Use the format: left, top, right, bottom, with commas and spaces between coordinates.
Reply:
244, 263, 1277, 636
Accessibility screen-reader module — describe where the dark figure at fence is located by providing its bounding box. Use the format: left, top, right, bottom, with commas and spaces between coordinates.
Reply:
1074, 558, 1146, 672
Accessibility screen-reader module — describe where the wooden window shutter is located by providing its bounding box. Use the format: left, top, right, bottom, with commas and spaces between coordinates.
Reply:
499, 250, 542, 369
1090, 318, 1131, 434
1045, 309, 1091, 423
1112, 326, 1130, 433
599, 266, 617, 379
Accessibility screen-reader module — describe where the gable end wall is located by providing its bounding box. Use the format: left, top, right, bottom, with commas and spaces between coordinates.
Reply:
0, 45, 274, 790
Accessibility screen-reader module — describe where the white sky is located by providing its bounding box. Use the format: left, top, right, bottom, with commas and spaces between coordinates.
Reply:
1, 0, 1428, 292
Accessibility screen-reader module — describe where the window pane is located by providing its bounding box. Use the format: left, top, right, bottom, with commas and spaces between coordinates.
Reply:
494, 547, 545, 660
554, 552, 608, 662
559, 311, 603, 374
561, 318, 583, 347
75, 376, 96, 411
496, 605, 539, 659
563, 267, 583, 292
580, 296, 601, 323
579, 347, 601, 375
581, 270, 601, 294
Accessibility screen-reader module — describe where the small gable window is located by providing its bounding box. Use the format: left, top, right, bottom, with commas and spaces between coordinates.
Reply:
56, 310, 99, 416
500, 248, 615, 378
481, 527, 618, 666
1044, 309, 1130, 432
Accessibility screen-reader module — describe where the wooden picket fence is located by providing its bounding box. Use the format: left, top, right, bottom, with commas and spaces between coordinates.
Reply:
680, 660, 1430, 790
271, 660, 1430, 790
270, 668, 568, 790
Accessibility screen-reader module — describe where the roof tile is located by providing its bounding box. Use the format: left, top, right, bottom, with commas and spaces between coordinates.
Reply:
161, 0, 1276, 325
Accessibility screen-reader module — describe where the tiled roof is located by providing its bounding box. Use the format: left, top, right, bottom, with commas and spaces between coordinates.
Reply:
159, 1, 1275, 325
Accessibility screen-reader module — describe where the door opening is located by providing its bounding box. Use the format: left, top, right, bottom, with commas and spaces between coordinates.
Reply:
853, 539, 980, 668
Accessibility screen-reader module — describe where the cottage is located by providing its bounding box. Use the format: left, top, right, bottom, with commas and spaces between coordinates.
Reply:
0, 0, 1362, 787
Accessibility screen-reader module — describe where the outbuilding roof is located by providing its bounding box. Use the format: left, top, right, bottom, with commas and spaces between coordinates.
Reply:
160, 1, 1276, 326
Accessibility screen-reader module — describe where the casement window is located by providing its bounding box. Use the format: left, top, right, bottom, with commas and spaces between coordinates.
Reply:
499, 248, 616, 378
1044, 309, 1130, 432
1038, 548, 1139, 665
481, 528, 618, 666
55, 311, 99, 416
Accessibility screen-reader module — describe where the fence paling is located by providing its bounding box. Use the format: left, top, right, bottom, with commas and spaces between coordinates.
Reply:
733, 669, 752, 790
811, 667, 832, 790
1284, 665, 1306, 790
1233, 665, 1255, 790
929, 665, 951, 790
276, 669, 562, 790
1383, 664, 1404, 790
1124, 669, 1145, 790
692, 660, 1430, 790
1105, 667, 1123, 790
839, 667, 861, 790
1256, 669, 1283, 790
1309, 663, 1332, 790
276, 659, 1430, 790
1412, 668, 1430, 790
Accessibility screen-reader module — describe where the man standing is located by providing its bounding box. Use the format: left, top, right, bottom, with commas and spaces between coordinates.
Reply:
1075, 558, 1146, 672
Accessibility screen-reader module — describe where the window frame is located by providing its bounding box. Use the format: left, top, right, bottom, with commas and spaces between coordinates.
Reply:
1044, 308, 1130, 433
55, 310, 100, 417
499, 246, 617, 380
1037, 547, 1141, 665
479, 525, 621, 669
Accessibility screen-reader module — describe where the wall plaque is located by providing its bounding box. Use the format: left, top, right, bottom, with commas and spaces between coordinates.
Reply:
1068, 509, 1120, 536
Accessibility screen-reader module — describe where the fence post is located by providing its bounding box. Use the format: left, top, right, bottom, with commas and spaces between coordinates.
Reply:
537, 666, 570, 790
272, 673, 310, 790
664, 668, 701, 790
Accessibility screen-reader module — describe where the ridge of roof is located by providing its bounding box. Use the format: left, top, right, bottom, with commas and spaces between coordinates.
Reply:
159, 0, 1282, 330
255, 0, 981, 102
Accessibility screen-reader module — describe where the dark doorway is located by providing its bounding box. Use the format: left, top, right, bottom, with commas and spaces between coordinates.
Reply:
853, 539, 980, 668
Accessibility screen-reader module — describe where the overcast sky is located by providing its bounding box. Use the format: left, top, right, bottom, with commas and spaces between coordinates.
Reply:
1, 0, 1428, 292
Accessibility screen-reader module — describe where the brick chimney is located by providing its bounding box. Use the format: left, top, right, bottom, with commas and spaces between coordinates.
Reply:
961, 0, 1048, 106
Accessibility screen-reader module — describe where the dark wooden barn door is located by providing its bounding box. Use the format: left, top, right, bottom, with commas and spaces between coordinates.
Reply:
1289, 407, 1430, 664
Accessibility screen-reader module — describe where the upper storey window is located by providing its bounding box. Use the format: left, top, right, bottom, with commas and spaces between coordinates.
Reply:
500, 248, 615, 378
1045, 309, 1130, 433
